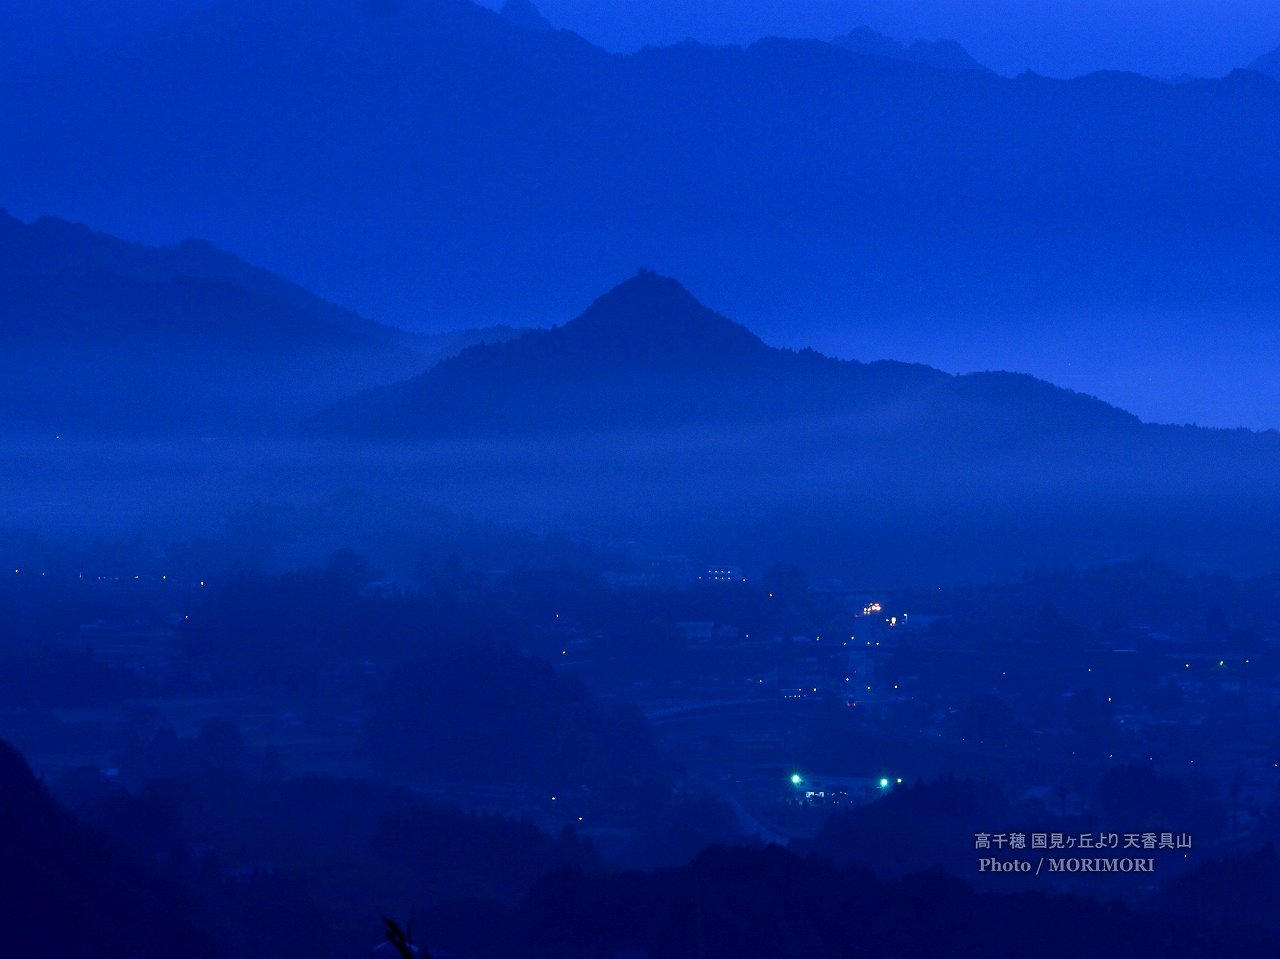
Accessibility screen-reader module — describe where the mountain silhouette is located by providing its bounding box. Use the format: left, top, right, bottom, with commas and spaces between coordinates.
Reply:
310, 270, 1139, 440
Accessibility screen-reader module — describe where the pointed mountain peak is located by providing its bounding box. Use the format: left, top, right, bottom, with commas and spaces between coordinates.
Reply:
500, 0, 554, 33
560, 270, 767, 361
585, 268, 703, 314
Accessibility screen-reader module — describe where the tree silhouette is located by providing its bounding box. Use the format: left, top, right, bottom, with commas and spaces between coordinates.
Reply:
383, 917, 426, 958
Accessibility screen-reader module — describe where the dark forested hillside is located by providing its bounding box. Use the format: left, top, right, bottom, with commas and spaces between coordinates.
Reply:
0, 739, 218, 959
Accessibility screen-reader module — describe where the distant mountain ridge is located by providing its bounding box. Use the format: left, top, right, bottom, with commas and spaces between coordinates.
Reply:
830, 26, 989, 72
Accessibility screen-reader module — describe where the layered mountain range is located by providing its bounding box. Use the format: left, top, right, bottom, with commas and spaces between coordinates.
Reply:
5, 214, 1280, 576
301, 268, 1280, 578
3, 0, 1279, 344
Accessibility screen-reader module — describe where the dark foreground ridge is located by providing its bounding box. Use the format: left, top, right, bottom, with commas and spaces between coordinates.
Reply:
5, 732, 1280, 958
0, 739, 218, 958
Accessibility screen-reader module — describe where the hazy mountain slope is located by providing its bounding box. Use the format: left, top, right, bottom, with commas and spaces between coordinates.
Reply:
0, 212, 525, 352
500, 0, 554, 33
0, 214, 517, 435
0, 211, 409, 346
1250, 45, 1280, 80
